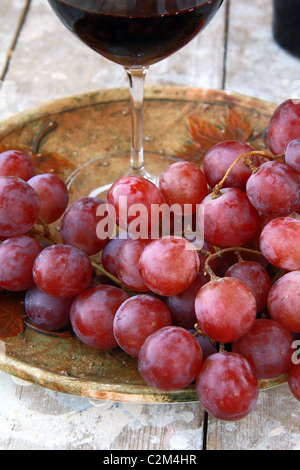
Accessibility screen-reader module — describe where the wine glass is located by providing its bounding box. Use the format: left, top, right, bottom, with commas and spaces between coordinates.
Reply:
47, 0, 224, 198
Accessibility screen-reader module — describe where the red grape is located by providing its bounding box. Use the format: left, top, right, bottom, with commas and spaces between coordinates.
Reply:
201, 188, 260, 248
0, 176, 41, 237
195, 277, 257, 343
225, 261, 271, 312
60, 197, 110, 255
139, 236, 200, 296
0, 150, 35, 181
116, 238, 150, 292
193, 334, 217, 361
288, 363, 300, 401
232, 319, 293, 379
267, 271, 300, 332
250, 213, 279, 251
158, 161, 208, 214
196, 352, 259, 421
101, 235, 128, 277
246, 160, 300, 217
260, 217, 300, 270
0, 235, 42, 291
106, 175, 165, 234
25, 285, 73, 331
113, 294, 172, 357
33, 244, 93, 298
28, 173, 69, 224
203, 140, 259, 191
166, 272, 208, 329
138, 326, 203, 391
70, 285, 129, 349
214, 243, 268, 278
285, 137, 300, 174
267, 99, 300, 155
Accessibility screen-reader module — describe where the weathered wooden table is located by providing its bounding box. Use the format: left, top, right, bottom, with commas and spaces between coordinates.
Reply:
0, 0, 300, 451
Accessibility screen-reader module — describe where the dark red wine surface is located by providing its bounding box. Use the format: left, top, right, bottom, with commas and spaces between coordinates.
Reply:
48, 0, 223, 66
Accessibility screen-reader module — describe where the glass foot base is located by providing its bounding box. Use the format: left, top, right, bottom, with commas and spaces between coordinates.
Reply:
65, 151, 180, 202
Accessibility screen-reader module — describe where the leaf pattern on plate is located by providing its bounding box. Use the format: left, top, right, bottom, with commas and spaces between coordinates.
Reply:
0, 291, 27, 338
0, 290, 73, 339
175, 106, 263, 165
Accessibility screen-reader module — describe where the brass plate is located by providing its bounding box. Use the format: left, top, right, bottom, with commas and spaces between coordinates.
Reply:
0, 87, 287, 403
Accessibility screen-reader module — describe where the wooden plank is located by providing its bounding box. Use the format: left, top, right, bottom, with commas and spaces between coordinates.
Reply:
0, 0, 29, 79
111, 403, 205, 450
224, 0, 300, 104
1, 0, 111, 121
0, 0, 30, 120
206, 384, 300, 450
0, 373, 205, 450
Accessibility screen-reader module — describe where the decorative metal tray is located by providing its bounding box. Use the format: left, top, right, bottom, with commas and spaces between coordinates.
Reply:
0, 87, 287, 403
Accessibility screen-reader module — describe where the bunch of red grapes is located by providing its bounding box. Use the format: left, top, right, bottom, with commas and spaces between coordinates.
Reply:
1, 98, 300, 422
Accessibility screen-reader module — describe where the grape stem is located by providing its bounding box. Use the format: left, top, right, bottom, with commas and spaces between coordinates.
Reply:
194, 323, 218, 349
198, 248, 214, 258
37, 217, 50, 238
203, 246, 263, 280
194, 323, 205, 336
211, 150, 274, 199
234, 248, 244, 263
91, 260, 130, 291
29, 217, 59, 245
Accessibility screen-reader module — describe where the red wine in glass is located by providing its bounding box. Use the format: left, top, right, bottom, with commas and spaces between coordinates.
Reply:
47, 0, 224, 198
48, 0, 224, 67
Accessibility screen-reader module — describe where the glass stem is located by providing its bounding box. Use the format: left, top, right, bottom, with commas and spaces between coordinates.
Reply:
125, 66, 148, 176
